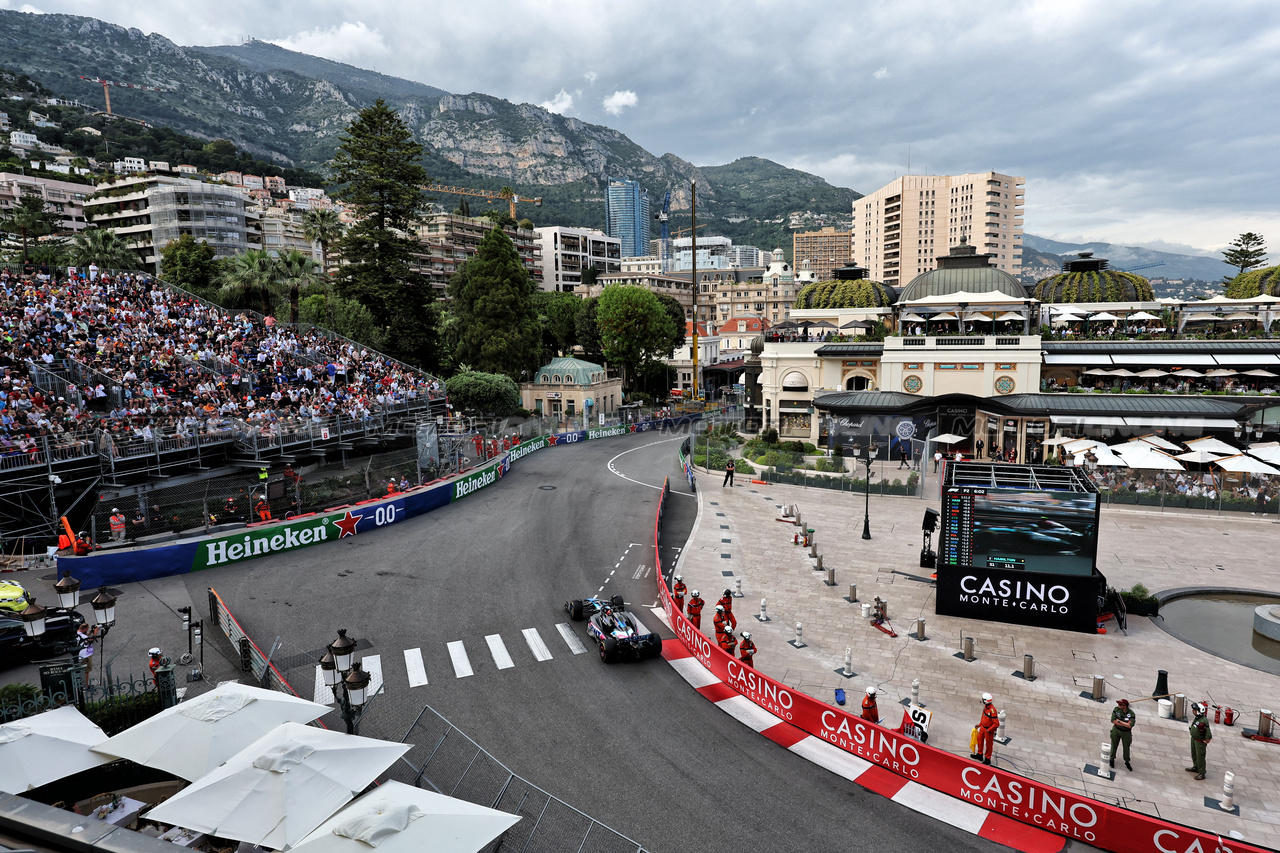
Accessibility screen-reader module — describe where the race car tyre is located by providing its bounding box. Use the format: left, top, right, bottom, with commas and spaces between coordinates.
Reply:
610, 594, 625, 610
599, 637, 619, 663
567, 599, 584, 621
646, 635, 663, 658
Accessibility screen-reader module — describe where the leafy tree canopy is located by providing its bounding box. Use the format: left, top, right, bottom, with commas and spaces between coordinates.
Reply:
159, 233, 218, 296
445, 370, 521, 417
447, 227, 541, 380
575, 296, 604, 364
1225, 265, 1280, 299
1222, 232, 1268, 281
299, 293, 386, 350
596, 285, 678, 389
532, 291, 582, 361
656, 293, 686, 349
67, 227, 138, 271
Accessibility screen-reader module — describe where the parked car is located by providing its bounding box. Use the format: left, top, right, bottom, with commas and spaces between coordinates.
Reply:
0, 608, 85, 664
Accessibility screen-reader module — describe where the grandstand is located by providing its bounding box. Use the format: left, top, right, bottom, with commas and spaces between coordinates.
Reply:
0, 265, 447, 546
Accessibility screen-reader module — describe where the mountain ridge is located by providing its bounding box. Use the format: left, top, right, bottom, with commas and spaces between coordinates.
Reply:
1023, 234, 1228, 283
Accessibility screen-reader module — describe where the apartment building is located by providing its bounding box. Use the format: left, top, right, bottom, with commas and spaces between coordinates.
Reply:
590, 271, 695, 317
851, 172, 1024, 288
0, 172, 91, 233
671, 235, 731, 271
83, 176, 258, 272
410, 213, 542, 294
621, 255, 663, 273
258, 206, 321, 262
694, 248, 797, 326
792, 226, 851, 281
534, 225, 621, 292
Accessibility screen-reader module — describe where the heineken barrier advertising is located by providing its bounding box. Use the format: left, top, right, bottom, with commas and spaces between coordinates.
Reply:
60, 413, 703, 588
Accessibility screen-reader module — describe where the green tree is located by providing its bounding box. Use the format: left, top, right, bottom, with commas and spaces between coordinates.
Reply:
275, 249, 322, 324
581, 264, 599, 287
596, 285, 677, 390
656, 294, 687, 349
330, 99, 436, 368
532, 291, 582, 360
217, 248, 280, 316
1222, 232, 1268, 280
299, 294, 385, 349
575, 297, 604, 363
444, 370, 521, 417
1, 195, 57, 261
67, 227, 137, 270
302, 208, 343, 275
480, 209, 516, 229
159, 233, 218, 295
447, 227, 541, 379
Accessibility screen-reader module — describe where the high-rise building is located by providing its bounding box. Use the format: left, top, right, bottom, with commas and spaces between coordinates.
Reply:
534, 226, 621, 292
605, 178, 650, 259
851, 172, 1024, 288
792, 226, 851, 281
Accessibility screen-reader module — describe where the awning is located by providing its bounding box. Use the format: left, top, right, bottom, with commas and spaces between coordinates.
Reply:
1214, 354, 1280, 366
1121, 417, 1239, 429
1110, 354, 1218, 366
1045, 354, 1112, 365
1049, 415, 1128, 427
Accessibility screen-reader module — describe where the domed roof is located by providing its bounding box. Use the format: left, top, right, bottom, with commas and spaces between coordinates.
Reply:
795, 279, 896, 308
899, 238, 1027, 302
1225, 265, 1280, 299
1033, 253, 1153, 302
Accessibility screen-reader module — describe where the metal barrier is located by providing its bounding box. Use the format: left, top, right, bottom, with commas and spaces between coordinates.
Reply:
0, 672, 163, 736
392, 703, 647, 853
207, 586, 303, 699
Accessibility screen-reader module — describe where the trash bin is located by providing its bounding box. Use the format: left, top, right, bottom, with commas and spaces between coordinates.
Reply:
1157, 698, 1174, 719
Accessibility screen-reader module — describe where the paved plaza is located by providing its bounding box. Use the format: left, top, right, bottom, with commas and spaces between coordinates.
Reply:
675, 467, 1280, 849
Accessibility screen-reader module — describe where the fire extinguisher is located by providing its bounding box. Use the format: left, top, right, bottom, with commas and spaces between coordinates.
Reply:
1214, 706, 1221, 724
1224, 707, 1236, 726
793, 532, 800, 545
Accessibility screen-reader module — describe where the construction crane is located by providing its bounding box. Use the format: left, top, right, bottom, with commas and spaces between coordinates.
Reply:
78, 76, 172, 116
655, 190, 671, 272
672, 223, 707, 238
430, 185, 542, 219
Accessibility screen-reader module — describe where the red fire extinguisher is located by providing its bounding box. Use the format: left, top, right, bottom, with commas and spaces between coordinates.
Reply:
1214, 706, 1221, 724
1224, 707, 1236, 726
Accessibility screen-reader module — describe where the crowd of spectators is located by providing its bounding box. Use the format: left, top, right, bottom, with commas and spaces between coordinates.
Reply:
0, 267, 443, 468
1088, 462, 1274, 508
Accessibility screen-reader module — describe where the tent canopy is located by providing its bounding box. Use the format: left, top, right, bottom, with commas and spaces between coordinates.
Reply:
0, 706, 113, 794
1213, 454, 1280, 475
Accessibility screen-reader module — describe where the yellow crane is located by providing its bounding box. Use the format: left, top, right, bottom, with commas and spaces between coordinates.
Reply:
78, 76, 172, 116
671, 223, 707, 238
430, 185, 543, 219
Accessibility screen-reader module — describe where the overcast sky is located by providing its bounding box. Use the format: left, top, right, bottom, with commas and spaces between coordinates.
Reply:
6, 0, 1279, 255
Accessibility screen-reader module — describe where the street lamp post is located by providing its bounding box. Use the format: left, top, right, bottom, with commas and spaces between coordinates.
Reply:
20, 572, 117, 685
320, 629, 371, 734
853, 439, 879, 540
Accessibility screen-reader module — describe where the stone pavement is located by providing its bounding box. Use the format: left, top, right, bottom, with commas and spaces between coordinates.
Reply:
676, 467, 1280, 849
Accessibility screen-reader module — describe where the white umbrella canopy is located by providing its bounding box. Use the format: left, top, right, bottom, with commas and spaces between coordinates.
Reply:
1082, 368, 1112, 376
145, 722, 409, 850
1175, 449, 1226, 464
1121, 448, 1185, 470
1213, 454, 1280, 475
995, 312, 1026, 321
930, 312, 959, 321
1224, 312, 1260, 321
1205, 369, 1237, 378
1051, 314, 1083, 324
1127, 311, 1161, 320
1184, 436, 1241, 455
1248, 445, 1280, 464
1109, 368, 1139, 377
1184, 313, 1220, 322
1136, 369, 1169, 378
1089, 449, 1129, 467
1132, 434, 1183, 451
288, 781, 520, 853
1090, 311, 1121, 321
93, 682, 330, 782
1041, 437, 1074, 446
899, 312, 927, 322
1243, 369, 1279, 378
1171, 369, 1206, 378
931, 433, 967, 444
0, 706, 114, 794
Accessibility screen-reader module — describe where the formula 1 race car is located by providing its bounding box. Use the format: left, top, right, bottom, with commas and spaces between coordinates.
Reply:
564, 594, 663, 663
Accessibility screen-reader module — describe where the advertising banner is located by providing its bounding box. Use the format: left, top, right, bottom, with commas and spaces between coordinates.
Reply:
450, 456, 510, 502
935, 565, 1103, 633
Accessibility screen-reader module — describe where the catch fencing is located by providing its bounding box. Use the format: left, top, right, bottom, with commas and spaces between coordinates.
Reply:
391, 703, 647, 853
207, 586, 303, 699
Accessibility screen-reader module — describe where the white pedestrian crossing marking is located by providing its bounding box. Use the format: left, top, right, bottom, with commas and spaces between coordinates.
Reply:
404, 647, 428, 687
486, 634, 514, 670
556, 622, 588, 655
522, 628, 553, 662
361, 654, 384, 697
447, 641, 473, 678
312, 666, 333, 706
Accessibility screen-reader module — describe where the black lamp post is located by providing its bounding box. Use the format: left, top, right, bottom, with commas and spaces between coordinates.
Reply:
321, 629, 371, 734
853, 439, 879, 540
20, 573, 117, 678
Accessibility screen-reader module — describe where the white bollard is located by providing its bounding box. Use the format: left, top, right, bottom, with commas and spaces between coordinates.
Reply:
998, 709, 1007, 741
1099, 743, 1112, 776
1220, 771, 1236, 811
844, 647, 854, 677
795, 621, 804, 644
911, 678, 921, 706
735, 578, 743, 598
759, 598, 768, 621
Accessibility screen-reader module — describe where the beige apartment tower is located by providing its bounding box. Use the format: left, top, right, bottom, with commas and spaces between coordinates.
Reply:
851, 172, 1024, 288
792, 226, 852, 282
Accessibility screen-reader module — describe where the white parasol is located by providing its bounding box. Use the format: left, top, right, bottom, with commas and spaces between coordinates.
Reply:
0, 706, 113, 794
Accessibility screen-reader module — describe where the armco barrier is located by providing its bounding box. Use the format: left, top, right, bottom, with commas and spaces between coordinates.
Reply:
650, 479, 1270, 853
58, 415, 701, 589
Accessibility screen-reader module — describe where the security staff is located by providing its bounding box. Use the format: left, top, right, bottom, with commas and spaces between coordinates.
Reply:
147, 647, 164, 684
712, 605, 728, 639
672, 575, 688, 613
255, 495, 272, 522
1109, 698, 1135, 771
719, 628, 738, 656
1187, 702, 1212, 780
861, 687, 880, 723
974, 693, 1000, 765
686, 590, 705, 630
73, 531, 93, 556
108, 508, 126, 542
738, 632, 756, 666
717, 589, 737, 629
258, 466, 269, 486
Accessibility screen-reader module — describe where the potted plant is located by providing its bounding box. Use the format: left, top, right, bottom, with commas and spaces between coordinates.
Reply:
1121, 583, 1160, 616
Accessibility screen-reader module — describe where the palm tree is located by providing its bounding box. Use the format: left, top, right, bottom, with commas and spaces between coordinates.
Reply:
1, 196, 57, 262
67, 227, 139, 271
301, 208, 343, 276
275, 249, 321, 324
217, 249, 280, 317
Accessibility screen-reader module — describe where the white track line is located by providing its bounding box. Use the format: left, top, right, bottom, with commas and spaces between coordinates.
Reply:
522, 628, 553, 662
312, 666, 333, 705
403, 647, 428, 687
555, 622, 588, 655
607, 437, 696, 495
486, 634, 514, 669
361, 654, 384, 696
447, 641, 473, 678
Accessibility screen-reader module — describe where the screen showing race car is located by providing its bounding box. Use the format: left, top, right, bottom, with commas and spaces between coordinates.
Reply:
941, 487, 1099, 576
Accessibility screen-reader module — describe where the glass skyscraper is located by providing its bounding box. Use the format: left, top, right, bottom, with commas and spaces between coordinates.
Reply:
605, 178, 650, 259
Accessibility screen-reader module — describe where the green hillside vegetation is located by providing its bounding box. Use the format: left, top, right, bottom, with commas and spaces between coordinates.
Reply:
1032, 270, 1154, 302
795, 279, 895, 309
1225, 265, 1280, 299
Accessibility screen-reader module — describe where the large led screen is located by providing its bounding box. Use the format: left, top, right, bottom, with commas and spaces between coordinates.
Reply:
940, 487, 1099, 576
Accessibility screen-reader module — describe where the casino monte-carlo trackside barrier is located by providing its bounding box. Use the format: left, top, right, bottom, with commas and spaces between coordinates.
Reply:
59, 415, 703, 588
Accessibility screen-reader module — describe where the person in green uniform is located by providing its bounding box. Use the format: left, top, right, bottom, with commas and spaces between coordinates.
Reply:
1109, 698, 1135, 771
1186, 702, 1211, 780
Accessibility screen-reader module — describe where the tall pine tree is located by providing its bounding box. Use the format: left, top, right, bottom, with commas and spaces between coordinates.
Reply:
447, 227, 541, 380
330, 99, 438, 368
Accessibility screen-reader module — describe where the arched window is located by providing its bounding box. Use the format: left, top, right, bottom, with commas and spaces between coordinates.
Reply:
552, 375, 561, 383
564, 376, 574, 384
541, 374, 550, 383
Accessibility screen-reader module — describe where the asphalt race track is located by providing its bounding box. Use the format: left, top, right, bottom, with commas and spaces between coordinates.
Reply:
181, 432, 1005, 852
